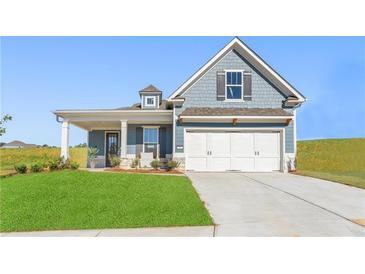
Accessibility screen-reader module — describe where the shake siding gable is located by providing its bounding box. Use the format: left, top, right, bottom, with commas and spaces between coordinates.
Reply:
174, 50, 295, 154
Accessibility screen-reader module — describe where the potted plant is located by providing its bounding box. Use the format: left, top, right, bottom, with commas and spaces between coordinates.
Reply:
88, 147, 99, 168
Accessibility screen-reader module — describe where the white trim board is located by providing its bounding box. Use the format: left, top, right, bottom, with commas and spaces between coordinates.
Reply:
179, 116, 293, 123
167, 37, 305, 103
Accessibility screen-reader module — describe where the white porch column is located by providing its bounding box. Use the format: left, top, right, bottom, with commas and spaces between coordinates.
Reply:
120, 120, 128, 167
60, 120, 70, 160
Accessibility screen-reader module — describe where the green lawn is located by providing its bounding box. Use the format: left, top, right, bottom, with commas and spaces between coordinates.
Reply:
297, 138, 365, 189
0, 170, 213, 232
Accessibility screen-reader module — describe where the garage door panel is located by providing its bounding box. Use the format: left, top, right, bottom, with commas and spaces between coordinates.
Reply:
230, 157, 255, 171
230, 133, 255, 157
207, 157, 231, 171
186, 132, 206, 157
186, 157, 207, 171
255, 132, 280, 157
209, 133, 230, 157
255, 157, 280, 171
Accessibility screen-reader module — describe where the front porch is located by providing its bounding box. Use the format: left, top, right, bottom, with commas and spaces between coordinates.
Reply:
55, 109, 173, 168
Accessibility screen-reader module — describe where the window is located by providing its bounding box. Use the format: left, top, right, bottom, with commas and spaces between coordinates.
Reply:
226, 71, 243, 100
145, 96, 156, 107
143, 127, 159, 156
143, 127, 158, 144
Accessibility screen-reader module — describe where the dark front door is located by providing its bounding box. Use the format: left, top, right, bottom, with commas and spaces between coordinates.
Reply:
106, 132, 119, 167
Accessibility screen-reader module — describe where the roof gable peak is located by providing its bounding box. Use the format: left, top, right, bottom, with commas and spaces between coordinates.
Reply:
168, 37, 305, 102
139, 84, 162, 93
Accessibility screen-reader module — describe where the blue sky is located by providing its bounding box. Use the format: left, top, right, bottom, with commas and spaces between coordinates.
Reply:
1, 36, 364, 146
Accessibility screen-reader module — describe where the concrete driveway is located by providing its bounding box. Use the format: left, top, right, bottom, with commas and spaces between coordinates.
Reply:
187, 172, 365, 236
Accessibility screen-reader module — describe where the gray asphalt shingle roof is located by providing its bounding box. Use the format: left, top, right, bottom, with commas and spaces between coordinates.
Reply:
180, 107, 292, 117
116, 100, 170, 110
139, 84, 162, 93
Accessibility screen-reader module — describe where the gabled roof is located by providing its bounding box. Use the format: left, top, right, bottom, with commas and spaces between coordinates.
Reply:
168, 37, 305, 102
139, 84, 162, 93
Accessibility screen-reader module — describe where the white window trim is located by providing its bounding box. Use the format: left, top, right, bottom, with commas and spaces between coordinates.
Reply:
144, 96, 157, 108
142, 126, 160, 154
225, 70, 244, 101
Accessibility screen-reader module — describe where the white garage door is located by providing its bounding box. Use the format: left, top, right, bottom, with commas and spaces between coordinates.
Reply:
185, 131, 281, 172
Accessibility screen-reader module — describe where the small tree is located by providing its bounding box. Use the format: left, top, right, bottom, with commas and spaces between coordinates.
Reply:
0, 114, 12, 136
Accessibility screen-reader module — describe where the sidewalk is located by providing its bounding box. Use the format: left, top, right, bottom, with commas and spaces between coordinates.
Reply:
1, 226, 214, 237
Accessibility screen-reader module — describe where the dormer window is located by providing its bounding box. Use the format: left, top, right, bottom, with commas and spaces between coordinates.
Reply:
145, 96, 157, 107
225, 71, 243, 100
139, 84, 162, 109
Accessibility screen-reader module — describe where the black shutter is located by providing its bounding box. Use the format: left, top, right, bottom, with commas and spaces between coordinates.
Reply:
136, 127, 143, 158
217, 71, 226, 101
243, 71, 252, 101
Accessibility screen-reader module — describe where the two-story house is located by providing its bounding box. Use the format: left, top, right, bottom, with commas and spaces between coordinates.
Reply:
54, 37, 306, 172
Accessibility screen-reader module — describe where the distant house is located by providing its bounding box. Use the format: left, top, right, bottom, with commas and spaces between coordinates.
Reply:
1, 140, 37, 149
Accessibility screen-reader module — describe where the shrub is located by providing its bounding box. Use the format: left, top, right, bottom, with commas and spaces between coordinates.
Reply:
59, 158, 71, 169
70, 162, 80, 170
14, 163, 27, 174
130, 158, 139, 169
150, 159, 160, 170
110, 155, 121, 167
31, 163, 43, 173
167, 160, 180, 171
48, 159, 59, 171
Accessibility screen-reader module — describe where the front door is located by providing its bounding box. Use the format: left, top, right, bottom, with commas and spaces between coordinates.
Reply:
106, 132, 119, 167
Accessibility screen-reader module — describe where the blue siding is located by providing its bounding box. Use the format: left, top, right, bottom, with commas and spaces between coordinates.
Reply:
174, 50, 295, 154
88, 130, 105, 156
285, 121, 294, 153
178, 50, 286, 110
89, 125, 173, 157
85, 124, 171, 155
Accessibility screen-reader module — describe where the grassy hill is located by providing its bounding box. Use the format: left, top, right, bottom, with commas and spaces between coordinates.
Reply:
0, 147, 87, 176
297, 138, 365, 189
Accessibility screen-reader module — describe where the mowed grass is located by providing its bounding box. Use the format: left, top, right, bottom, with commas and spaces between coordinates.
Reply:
0, 170, 213, 232
0, 147, 87, 176
297, 138, 365, 189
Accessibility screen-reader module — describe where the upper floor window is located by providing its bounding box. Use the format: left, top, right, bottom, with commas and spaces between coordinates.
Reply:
226, 71, 243, 100
145, 96, 156, 107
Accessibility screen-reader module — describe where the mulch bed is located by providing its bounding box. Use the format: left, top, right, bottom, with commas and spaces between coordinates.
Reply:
105, 168, 183, 175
